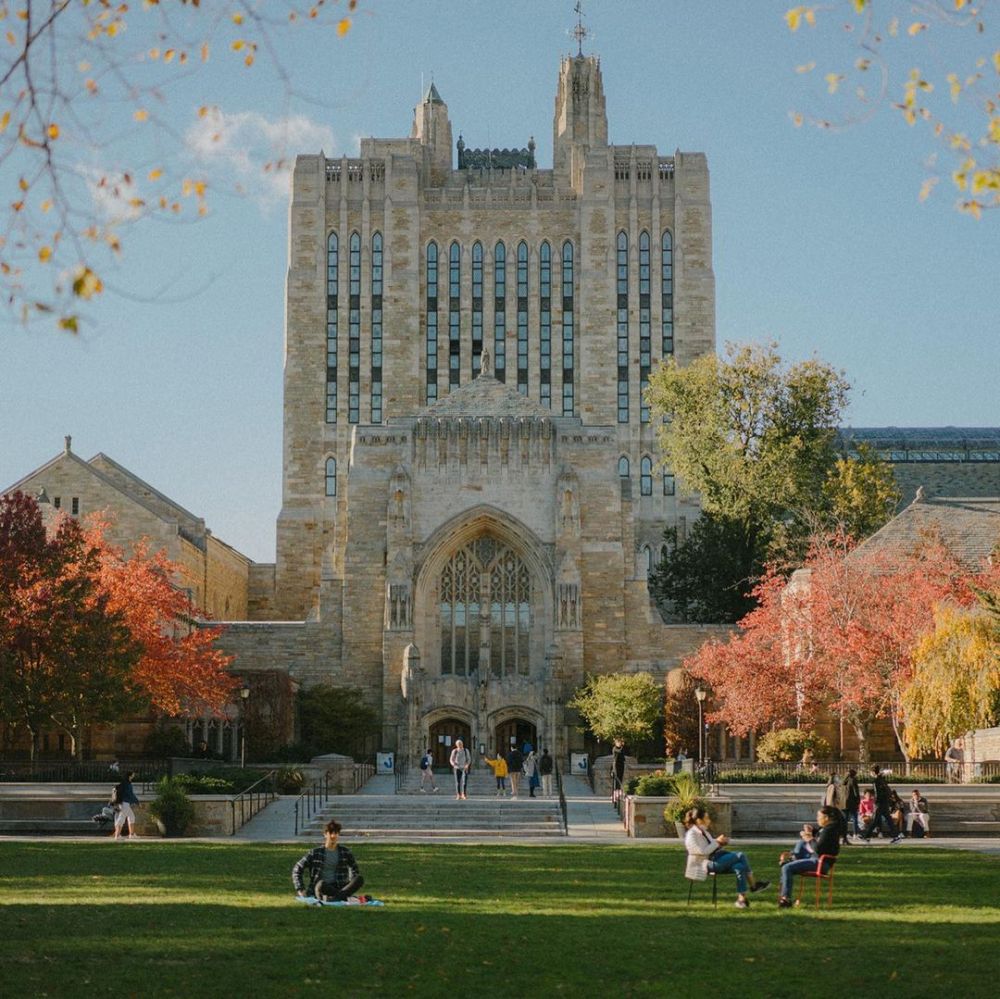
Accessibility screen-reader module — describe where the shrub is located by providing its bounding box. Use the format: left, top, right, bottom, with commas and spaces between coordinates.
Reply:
634, 772, 679, 797
274, 767, 306, 794
715, 768, 827, 784
147, 777, 195, 837
171, 774, 237, 795
661, 772, 711, 826
971, 773, 1000, 784
756, 729, 832, 764
297, 685, 380, 759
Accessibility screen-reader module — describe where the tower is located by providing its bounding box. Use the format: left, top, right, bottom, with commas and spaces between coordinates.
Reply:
411, 81, 453, 184
552, 53, 608, 178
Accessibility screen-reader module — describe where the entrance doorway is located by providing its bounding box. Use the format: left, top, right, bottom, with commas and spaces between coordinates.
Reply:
494, 718, 538, 757
428, 718, 472, 768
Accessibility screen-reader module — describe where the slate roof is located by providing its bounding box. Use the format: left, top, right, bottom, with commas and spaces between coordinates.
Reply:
854, 494, 1000, 569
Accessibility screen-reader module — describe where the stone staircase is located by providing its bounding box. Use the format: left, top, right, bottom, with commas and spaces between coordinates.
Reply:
301, 767, 565, 839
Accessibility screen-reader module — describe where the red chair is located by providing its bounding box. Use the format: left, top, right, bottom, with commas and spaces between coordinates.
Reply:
796, 854, 837, 908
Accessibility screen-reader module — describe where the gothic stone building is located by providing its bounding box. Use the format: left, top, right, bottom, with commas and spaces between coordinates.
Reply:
219, 50, 723, 764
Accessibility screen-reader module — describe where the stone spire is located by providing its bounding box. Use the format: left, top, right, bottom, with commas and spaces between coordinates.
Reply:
412, 77, 453, 183
552, 31, 607, 178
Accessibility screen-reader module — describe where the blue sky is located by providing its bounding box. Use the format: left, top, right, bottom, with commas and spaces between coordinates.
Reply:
2, 1, 998, 562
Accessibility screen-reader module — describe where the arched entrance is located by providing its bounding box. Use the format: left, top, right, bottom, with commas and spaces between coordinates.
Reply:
495, 718, 538, 756
428, 718, 472, 768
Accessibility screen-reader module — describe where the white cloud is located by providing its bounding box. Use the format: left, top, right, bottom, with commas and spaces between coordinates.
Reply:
82, 166, 145, 224
184, 108, 336, 208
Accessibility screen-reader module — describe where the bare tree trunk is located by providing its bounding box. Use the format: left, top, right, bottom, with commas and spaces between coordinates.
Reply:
850, 719, 871, 765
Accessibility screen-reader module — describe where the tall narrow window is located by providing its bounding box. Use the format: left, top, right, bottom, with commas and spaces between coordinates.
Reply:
617, 230, 629, 423
370, 231, 383, 422
640, 456, 653, 496
449, 241, 461, 389
539, 241, 551, 408
639, 230, 651, 423
618, 455, 630, 479
662, 230, 674, 357
561, 240, 574, 415
325, 457, 337, 497
325, 232, 338, 424
663, 471, 675, 496
494, 241, 507, 383
348, 232, 361, 423
471, 241, 483, 376
643, 546, 653, 574
426, 242, 439, 403
516, 240, 529, 395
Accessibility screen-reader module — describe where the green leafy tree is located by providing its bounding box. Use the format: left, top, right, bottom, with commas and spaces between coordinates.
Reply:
823, 442, 900, 539
297, 685, 380, 759
569, 672, 662, 746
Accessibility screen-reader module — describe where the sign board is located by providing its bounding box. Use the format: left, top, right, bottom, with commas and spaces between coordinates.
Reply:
376, 752, 394, 775
571, 753, 589, 774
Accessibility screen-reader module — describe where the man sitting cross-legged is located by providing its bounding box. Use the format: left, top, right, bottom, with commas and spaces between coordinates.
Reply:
293, 819, 367, 903
778, 805, 841, 908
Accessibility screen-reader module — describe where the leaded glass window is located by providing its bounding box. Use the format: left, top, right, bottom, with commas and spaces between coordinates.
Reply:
494, 241, 506, 383
561, 241, 574, 415
639, 230, 651, 423
618, 455, 630, 479
370, 231, 383, 422
449, 241, 461, 388
348, 231, 361, 423
472, 241, 483, 377
426, 242, 438, 403
325, 457, 337, 497
539, 241, 551, 408
326, 232, 338, 424
439, 537, 531, 678
662, 230, 674, 357
516, 240, 528, 395
640, 455, 653, 496
617, 230, 629, 424
663, 471, 675, 496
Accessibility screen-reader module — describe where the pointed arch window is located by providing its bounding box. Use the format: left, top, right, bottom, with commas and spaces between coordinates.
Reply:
639, 230, 651, 422
494, 241, 506, 383
643, 545, 653, 574
325, 457, 337, 497
325, 231, 338, 424
617, 230, 629, 423
348, 231, 361, 423
426, 241, 438, 403
539, 241, 551, 408
561, 240, 574, 415
516, 240, 529, 395
370, 231, 383, 422
618, 455, 630, 479
439, 538, 531, 678
640, 455, 653, 496
661, 230, 674, 357
472, 241, 483, 376
449, 241, 461, 388
663, 471, 675, 496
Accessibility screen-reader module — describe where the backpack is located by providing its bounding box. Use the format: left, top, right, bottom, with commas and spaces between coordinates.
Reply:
420, 755, 430, 770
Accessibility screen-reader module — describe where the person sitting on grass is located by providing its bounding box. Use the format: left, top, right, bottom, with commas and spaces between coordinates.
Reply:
684, 806, 769, 910
777, 805, 841, 908
905, 789, 930, 838
293, 819, 368, 903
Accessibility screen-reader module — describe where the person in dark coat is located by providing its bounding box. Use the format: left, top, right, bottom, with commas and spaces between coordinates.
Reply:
842, 768, 861, 843
860, 765, 902, 843
293, 819, 366, 902
778, 806, 841, 907
611, 739, 628, 804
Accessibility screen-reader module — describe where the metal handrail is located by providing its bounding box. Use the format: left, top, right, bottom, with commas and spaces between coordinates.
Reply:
555, 763, 568, 835
230, 770, 277, 834
394, 758, 409, 794
354, 761, 374, 792
293, 773, 333, 837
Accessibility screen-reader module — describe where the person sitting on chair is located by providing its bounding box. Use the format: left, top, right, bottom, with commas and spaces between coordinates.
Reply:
684, 806, 769, 910
293, 819, 367, 903
905, 789, 930, 837
777, 805, 841, 908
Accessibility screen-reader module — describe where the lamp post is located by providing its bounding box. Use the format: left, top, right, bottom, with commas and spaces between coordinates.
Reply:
694, 686, 707, 762
239, 684, 250, 768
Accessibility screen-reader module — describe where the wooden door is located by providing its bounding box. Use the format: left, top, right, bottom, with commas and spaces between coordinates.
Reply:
429, 719, 472, 768
495, 719, 538, 757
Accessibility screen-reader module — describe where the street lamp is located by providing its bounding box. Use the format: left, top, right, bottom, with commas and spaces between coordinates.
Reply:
239, 684, 250, 768
694, 686, 707, 762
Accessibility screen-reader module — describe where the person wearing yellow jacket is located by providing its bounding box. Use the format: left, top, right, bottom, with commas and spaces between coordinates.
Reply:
483, 750, 509, 797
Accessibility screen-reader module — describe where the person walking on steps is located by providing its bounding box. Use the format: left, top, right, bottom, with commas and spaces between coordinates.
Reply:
418, 748, 438, 793
538, 748, 554, 797
506, 744, 524, 798
450, 739, 472, 799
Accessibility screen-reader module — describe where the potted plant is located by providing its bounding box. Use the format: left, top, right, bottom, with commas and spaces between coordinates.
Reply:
662, 772, 711, 838
147, 777, 195, 837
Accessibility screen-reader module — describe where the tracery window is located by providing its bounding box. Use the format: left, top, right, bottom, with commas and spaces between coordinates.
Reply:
494, 241, 506, 383
325, 232, 338, 424
370, 231, 383, 422
661, 230, 674, 357
617, 230, 629, 423
639, 230, 651, 423
472, 241, 483, 377
516, 240, 529, 395
449, 241, 461, 388
439, 537, 531, 678
561, 241, 574, 415
640, 455, 653, 496
426, 242, 438, 403
348, 231, 361, 423
539, 241, 551, 408
325, 457, 337, 497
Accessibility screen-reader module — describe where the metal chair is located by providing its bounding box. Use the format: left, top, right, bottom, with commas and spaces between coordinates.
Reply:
685, 870, 718, 907
796, 854, 837, 908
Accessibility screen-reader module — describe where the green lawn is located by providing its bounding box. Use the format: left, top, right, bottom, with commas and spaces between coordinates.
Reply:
0, 841, 997, 997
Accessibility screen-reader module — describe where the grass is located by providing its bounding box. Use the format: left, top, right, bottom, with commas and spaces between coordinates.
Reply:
1, 840, 997, 997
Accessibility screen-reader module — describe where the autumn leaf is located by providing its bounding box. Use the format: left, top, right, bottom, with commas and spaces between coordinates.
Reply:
47, 122, 60, 140
337, 17, 351, 37
71, 266, 103, 300
908, 22, 928, 36
38, 246, 53, 263
825, 73, 844, 94
59, 315, 79, 333
134, 109, 149, 122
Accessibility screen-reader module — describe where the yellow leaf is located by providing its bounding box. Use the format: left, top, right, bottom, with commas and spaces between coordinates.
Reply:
47, 122, 59, 140
993, 51, 1000, 75
164, 48, 175, 62
38, 245, 52, 263
825, 73, 843, 94
71, 266, 103, 300
198, 105, 210, 118
0, 110, 10, 133
853, 0, 867, 11
908, 22, 927, 36
18, 177, 28, 191
791, 112, 804, 128
201, 41, 209, 62
148, 168, 163, 181
954, 0, 967, 9
244, 52, 254, 66
795, 62, 816, 74
961, 200, 982, 219
149, 47, 160, 59
337, 17, 351, 37
231, 39, 244, 51
918, 178, 937, 202
947, 73, 961, 102
134, 109, 149, 122
40, 199, 52, 212
59, 315, 80, 333
989, 117, 1000, 144
232, 12, 244, 24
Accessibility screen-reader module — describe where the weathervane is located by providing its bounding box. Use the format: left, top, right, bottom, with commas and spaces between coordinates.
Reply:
572, 1, 589, 55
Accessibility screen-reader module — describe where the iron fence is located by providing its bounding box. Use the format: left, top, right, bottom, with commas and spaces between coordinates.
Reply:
0, 758, 169, 785
706, 759, 998, 785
